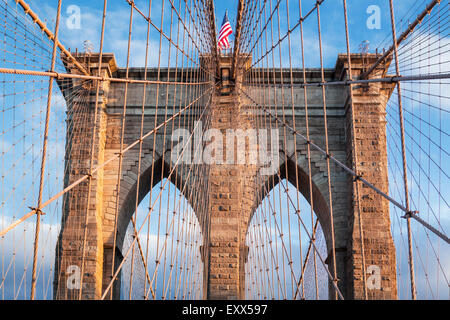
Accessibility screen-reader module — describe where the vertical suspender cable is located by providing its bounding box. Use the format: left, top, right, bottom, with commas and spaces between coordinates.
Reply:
342, 0, 368, 300
388, 0, 417, 300
30, 0, 62, 300
78, 0, 108, 300
316, 0, 338, 300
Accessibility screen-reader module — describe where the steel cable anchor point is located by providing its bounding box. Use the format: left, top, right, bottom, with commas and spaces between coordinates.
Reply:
28, 206, 46, 216
402, 210, 419, 219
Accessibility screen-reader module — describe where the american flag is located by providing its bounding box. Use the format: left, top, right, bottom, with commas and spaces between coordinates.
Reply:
218, 11, 233, 50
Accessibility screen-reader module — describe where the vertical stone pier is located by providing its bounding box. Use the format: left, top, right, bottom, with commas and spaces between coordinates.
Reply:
205, 55, 257, 300
54, 53, 117, 299
338, 54, 398, 299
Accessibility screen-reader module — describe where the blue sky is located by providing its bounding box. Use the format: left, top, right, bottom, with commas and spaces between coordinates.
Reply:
26, 0, 434, 68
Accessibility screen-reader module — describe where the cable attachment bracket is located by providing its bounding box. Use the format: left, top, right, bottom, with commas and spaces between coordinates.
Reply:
402, 210, 419, 219
28, 206, 45, 216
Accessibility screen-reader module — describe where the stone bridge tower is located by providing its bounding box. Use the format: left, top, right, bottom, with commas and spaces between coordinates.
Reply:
53, 51, 397, 300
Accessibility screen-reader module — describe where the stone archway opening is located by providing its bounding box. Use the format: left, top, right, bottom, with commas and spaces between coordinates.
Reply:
120, 178, 204, 300
245, 178, 329, 300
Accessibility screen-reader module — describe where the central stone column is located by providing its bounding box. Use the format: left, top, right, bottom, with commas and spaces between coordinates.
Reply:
205, 55, 256, 300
